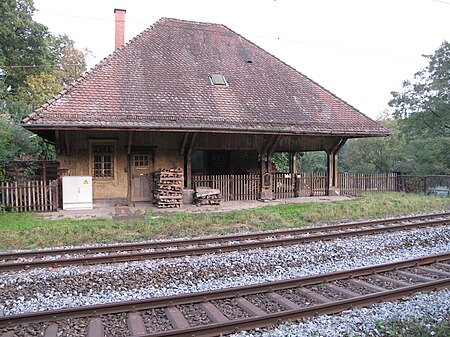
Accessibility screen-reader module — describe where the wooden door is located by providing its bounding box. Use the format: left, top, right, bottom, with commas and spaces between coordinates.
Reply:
131, 153, 153, 202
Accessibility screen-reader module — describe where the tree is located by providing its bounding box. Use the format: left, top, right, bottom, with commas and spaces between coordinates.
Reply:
298, 152, 327, 173
390, 41, 450, 137
342, 118, 407, 174
0, 0, 54, 95
13, 35, 89, 111
271, 151, 327, 173
0, 112, 37, 180
0, 0, 88, 179
389, 41, 450, 175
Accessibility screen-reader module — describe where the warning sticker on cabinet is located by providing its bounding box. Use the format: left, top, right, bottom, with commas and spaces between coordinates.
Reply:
83, 179, 89, 184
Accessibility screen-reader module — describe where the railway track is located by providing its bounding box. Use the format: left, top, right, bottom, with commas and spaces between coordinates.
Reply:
1, 212, 449, 271
1, 252, 449, 336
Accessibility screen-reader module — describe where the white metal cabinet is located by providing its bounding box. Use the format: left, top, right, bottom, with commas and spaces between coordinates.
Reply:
62, 176, 93, 210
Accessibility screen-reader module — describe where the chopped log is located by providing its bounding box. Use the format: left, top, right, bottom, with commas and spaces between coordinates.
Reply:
154, 167, 184, 208
194, 188, 221, 206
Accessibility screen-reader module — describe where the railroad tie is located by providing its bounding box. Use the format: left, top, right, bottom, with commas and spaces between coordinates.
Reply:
266, 292, 301, 310
373, 275, 411, 287
295, 287, 333, 304
394, 270, 434, 282
324, 284, 361, 298
415, 266, 450, 278
43, 323, 58, 337
165, 306, 190, 329
199, 302, 229, 323
0, 332, 15, 337
434, 262, 450, 272
348, 278, 387, 292
234, 297, 266, 316
127, 312, 147, 335
87, 317, 104, 337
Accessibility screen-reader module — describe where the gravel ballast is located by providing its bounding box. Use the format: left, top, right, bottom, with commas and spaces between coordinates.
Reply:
232, 289, 450, 337
0, 225, 449, 316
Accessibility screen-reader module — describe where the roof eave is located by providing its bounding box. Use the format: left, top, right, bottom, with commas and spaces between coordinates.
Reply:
22, 124, 390, 138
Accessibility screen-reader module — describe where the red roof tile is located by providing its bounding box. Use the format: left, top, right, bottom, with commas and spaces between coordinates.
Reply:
23, 18, 388, 136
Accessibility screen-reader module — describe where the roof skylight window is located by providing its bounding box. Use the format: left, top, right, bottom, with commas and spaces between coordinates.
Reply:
210, 74, 227, 86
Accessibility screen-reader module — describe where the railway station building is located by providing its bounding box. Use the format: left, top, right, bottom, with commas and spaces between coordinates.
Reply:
22, 11, 388, 205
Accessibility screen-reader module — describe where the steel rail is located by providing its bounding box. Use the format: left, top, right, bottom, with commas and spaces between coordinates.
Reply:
0, 215, 450, 271
0, 216, 448, 272
1, 251, 449, 329
143, 279, 450, 337
1, 211, 448, 260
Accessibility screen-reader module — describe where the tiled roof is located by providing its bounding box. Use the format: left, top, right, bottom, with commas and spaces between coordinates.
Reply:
23, 18, 388, 136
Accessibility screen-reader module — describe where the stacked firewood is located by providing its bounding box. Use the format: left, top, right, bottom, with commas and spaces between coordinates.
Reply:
194, 187, 221, 206
154, 168, 183, 208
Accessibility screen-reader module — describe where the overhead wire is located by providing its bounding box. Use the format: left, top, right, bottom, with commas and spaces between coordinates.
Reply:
431, 0, 450, 5
11, 0, 447, 70
0, 64, 84, 69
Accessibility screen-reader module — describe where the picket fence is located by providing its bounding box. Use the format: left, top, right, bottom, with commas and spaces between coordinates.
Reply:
0, 180, 59, 212
193, 172, 421, 201
0, 173, 429, 212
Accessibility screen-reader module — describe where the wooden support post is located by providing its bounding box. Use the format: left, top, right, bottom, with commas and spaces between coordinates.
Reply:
55, 130, 61, 155
290, 152, 300, 197
127, 153, 132, 203
64, 131, 71, 156
185, 133, 197, 189
186, 155, 192, 189
42, 162, 47, 183
327, 138, 347, 196
260, 154, 267, 175
289, 152, 297, 175
126, 131, 133, 203
180, 132, 190, 155
327, 151, 337, 195
127, 131, 133, 155
259, 135, 280, 200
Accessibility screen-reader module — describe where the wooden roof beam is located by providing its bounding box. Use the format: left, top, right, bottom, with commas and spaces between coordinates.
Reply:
328, 137, 348, 155
127, 131, 133, 155
261, 134, 278, 155
187, 133, 197, 156
180, 132, 190, 155
267, 134, 281, 157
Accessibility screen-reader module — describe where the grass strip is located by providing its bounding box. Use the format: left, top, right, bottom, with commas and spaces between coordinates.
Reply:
0, 193, 449, 251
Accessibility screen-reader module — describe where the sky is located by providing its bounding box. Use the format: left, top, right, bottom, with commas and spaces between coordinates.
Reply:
32, 0, 450, 120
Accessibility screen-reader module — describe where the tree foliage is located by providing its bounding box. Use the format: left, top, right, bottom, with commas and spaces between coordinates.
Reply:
388, 41, 450, 175
0, 0, 54, 95
273, 39, 450, 176
0, 0, 88, 180
342, 118, 407, 174
272, 151, 327, 173
390, 41, 450, 138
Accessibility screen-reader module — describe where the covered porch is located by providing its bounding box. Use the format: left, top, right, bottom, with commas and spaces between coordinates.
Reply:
182, 131, 347, 201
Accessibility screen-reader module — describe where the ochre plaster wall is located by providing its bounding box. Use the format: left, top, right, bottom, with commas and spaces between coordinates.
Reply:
58, 131, 184, 200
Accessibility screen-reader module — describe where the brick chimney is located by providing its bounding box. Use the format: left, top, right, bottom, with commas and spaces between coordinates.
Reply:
114, 9, 126, 49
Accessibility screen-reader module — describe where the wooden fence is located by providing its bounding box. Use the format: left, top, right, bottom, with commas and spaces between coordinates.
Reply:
192, 174, 261, 201
273, 173, 329, 198
339, 173, 397, 195
0, 173, 432, 213
297, 173, 328, 197
192, 173, 428, 201
0, 180, 59, 212
396, 175, 425, 194
273, 173, 296, 199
